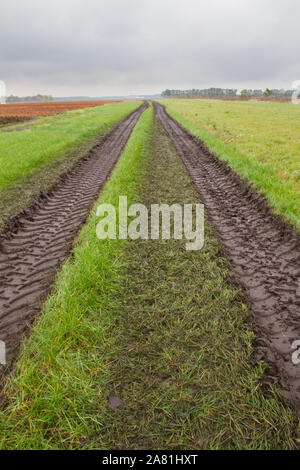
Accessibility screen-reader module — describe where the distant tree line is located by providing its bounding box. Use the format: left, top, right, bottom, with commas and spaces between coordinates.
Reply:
6, 94, 54, 103
162, 88, 238, 97
161, 88, 294, 98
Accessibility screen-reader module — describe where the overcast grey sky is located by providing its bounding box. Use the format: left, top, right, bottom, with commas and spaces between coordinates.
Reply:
1, 0, 300, 96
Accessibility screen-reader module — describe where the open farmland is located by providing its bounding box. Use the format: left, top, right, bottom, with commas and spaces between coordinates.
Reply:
2, 0, 300, 455
161, 99, 300, 230
0, 100, 122, 121
0, 100, 141, 231
0, 100, 299, 450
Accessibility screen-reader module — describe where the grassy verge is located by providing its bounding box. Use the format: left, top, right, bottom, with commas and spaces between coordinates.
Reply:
160, 99, 300, 231
0, 106, 298, 450
0, 101, 141, 232
0, 101, 141, 190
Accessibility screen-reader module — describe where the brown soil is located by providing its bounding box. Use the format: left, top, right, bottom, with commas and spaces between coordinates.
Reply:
154, 102, 300, 415
0, 103, 146, 372
0, 100, 123, 118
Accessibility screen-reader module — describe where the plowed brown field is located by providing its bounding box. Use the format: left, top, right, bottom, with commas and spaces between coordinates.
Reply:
0, 100, 122, 118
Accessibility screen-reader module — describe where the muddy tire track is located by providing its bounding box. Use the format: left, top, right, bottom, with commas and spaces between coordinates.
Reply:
0, 103, 146, 371
155, 102, 300, 414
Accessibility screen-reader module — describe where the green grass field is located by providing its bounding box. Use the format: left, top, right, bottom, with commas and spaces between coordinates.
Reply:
0, 105, 298, 450
0, 101, 141, 190
161, 99, 300, 230
0, 101, 141, 231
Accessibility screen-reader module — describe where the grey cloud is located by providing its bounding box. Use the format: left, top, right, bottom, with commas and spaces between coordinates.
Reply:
1, 0, 300, 95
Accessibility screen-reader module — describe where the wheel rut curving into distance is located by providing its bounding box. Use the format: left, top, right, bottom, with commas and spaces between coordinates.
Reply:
155, 102, 300, 414
0, 103, 147, 372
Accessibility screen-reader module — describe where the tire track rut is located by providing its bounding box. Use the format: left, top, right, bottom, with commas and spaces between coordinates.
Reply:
0, 103, 146, 371
155, 102, 300, 414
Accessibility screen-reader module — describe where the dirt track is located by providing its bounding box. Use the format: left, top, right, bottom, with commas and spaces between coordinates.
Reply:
0, 103, 146, 371
155, 102, 300, 414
